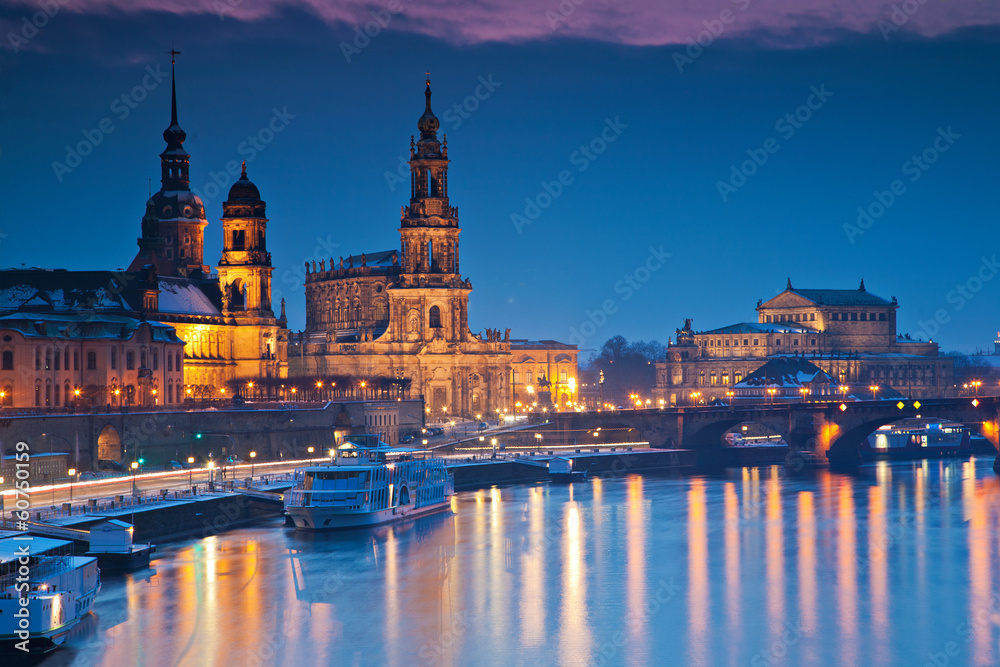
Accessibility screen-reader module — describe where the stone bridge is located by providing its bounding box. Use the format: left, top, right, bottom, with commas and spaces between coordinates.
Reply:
551, 397, 1000, 466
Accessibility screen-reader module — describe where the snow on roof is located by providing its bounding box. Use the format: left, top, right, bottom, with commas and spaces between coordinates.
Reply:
735, 357, 837, 388
698, 322, 809, 335
0, 536, 73, 564
157, 277, 221, 316
0, 269, 134, 313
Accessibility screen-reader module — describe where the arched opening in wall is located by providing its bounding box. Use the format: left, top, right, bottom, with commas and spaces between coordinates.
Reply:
230, 279, 246, 310
429, 305, 442, 329
471, 393, 482, 414
1, 350, 12, 370
98, 425, 122, 463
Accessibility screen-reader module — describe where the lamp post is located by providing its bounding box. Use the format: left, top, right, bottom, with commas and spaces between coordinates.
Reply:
208, 460, 215, 487
972, 380, 982, 397
839, 385, 849, 400
767, 387, 776, 405
130, 460, 138, 495
68, 468, 76, 502
187, 456, 194, 485
250, 451, 257, 477
491, 437, 498, 459
799, 387, 810, 403
726, 390, 734, 407
869, 384, 880, 401
307, 446, 314, 455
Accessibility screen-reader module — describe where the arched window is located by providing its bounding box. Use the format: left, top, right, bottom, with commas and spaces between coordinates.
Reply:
1, 351, 12, 370
429, 305, 442, 329
152, 350, 158, 370
231, 280, 246, 310
87, 351, 97, 370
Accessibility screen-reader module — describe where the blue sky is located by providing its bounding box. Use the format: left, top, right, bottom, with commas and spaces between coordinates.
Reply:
1, 2, 998, 356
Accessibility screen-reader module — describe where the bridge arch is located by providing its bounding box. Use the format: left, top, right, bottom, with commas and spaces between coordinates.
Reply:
687, 418, 791, 450
827, 414, 976, 464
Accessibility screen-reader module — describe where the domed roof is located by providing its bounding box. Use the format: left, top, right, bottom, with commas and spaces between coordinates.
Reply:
227, 162, 261, 201
417, 78, 440, 136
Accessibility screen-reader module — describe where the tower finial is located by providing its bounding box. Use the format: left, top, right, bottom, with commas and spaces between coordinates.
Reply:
786, 277, 792, 290
241, 160, 247, 178
859, 278, 866, 291
167, 47, 181, 126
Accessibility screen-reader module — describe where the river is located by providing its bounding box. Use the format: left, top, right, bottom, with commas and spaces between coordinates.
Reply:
39, 457, 1000, 666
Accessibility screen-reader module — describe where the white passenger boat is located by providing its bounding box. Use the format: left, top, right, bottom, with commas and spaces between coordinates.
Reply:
285, 435, 454, 530
0, 533, 102, 653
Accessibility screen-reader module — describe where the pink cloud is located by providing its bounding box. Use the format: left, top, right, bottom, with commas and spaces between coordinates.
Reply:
5, 0, 1000, 47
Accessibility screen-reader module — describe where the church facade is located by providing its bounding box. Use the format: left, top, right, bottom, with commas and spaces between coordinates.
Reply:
288, 80, 512, 418
0, 58, 287, 408
654, 280, 955, 405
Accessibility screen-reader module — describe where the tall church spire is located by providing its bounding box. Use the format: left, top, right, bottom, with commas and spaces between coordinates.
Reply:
399, 77, 461, 277
160, 48, 190, 191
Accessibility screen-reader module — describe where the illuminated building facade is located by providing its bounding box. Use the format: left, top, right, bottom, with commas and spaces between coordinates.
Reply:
290, 79, 514, 418
655, 280, 955, 405
509, 340, 580, 410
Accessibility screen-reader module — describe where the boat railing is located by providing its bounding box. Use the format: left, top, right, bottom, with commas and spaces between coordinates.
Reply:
286, 488, 368, 509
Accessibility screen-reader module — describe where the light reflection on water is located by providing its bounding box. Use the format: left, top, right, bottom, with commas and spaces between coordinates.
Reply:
45, 458, 1000, 666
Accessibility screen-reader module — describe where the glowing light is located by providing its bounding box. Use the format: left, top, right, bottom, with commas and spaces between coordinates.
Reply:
839, 403, 847, 412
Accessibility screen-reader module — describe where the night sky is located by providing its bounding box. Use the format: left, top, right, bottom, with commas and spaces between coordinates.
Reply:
1, 1, 998, 357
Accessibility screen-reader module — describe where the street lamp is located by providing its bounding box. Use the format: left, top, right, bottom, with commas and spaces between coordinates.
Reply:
187, 456, 194, 485
972, 380, 982, 397
307, 446, 314, 454
799, 387, 810, 403
726, 390, 734, 407
208, 460, 215, 486
767, 387, 776, 405
250, 450, 257, 477
130, 460, 138, 495
869, 384, 880, 401
839, 385, 849, 400
68, 468, 76, 501
491, 437, 498, 459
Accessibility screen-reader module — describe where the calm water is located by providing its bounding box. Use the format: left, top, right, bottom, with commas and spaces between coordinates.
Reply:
40, 458, 1000, 667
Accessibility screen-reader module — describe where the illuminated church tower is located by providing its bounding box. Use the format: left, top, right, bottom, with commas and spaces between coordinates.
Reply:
396, 77, 471, 341
129, 52, 209, 276
217, 163, 274, 318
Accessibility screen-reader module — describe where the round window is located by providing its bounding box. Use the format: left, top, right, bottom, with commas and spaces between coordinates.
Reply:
182, 205, 194, 217
183, 235, 191, 245
162, 205, 173, 217
2, 335, 11, 342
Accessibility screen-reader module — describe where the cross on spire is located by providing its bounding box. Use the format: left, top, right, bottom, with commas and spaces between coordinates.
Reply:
168, 47, 181, 65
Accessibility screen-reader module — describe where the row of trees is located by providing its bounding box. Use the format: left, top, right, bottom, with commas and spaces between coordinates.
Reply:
583, 335, 665, 407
